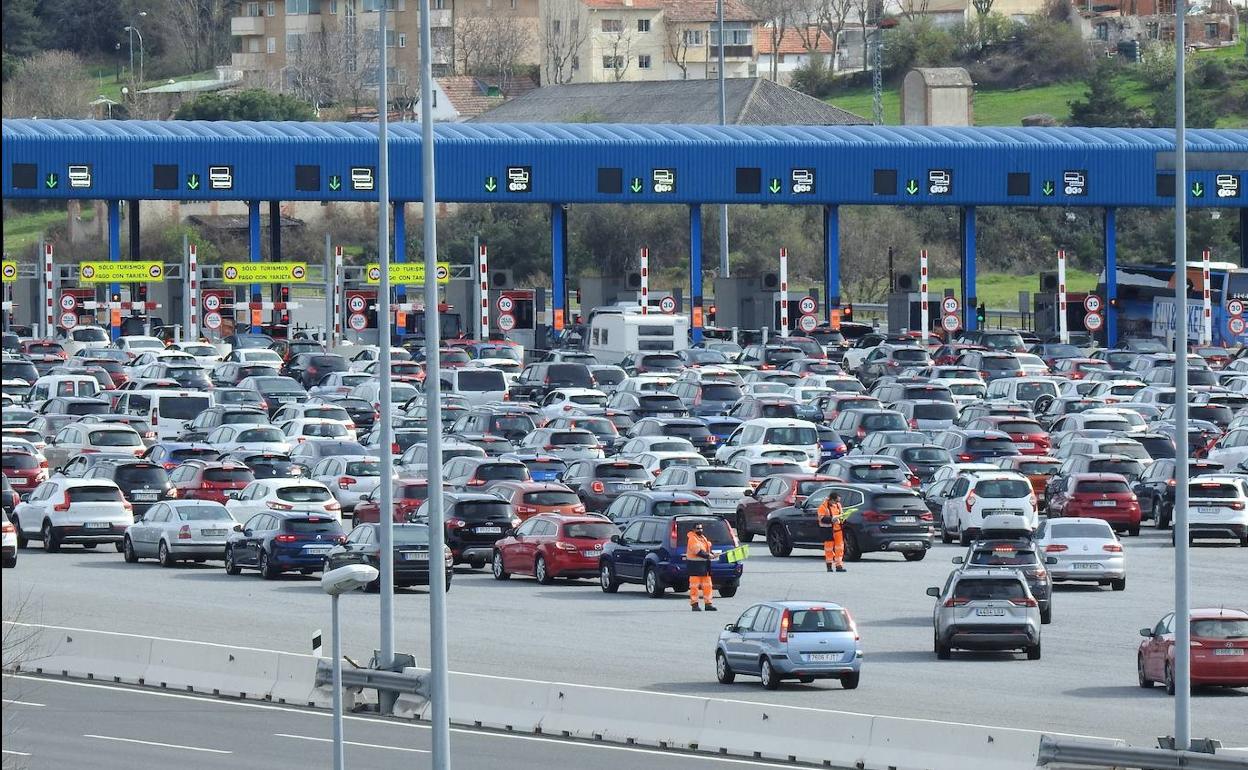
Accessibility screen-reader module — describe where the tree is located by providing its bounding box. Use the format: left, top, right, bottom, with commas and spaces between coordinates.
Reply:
2, 0, 42, 78
476, 14, 530, 93
288, 26, 381, 116
174, 89, 316, 120
1, 50, 93, 119
664, 21, 693, 79
155, 0, 238, 73
603, 26, 634, 82
744, 0, 794, 81
540, 0, 590, 85
819, 0, 855, 70
1067, 60, 1146, 127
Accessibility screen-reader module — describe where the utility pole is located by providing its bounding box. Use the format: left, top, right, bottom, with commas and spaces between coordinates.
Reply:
717, 0, 730, 278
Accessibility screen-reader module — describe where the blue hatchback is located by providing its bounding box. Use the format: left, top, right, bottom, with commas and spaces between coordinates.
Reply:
599, 514, 742, 598
224, 511, 344, 579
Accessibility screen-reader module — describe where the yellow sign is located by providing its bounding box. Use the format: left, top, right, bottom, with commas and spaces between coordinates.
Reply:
365, 262, 451, 285
79, 261, 165, 283
1, 261, 16, 282
222, 262, 308, 284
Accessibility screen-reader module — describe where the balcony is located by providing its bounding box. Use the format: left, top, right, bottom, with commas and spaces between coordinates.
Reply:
231, 15, 266, 36
231, 52, 267, 70
709, 44, 754, 59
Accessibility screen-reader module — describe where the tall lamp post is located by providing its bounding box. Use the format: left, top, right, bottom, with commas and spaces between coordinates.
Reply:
971, 0, 993, 55
124, 12, 147, 85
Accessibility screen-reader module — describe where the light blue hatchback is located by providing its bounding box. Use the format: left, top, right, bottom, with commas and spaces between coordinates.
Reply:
715, 601, 862, 690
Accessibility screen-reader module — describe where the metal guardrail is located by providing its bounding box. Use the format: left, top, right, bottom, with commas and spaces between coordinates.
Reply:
1037, 736, 1248, 770
314, 658, 428, 697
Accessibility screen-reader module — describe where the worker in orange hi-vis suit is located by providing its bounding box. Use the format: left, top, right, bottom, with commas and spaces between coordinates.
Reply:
818, 492, 846, 573
686, 522, 718, 612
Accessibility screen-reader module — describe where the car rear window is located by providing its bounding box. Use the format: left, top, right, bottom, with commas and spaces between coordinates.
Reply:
967, 437, 1017, 453
1075, 479, 1131, 494
651, 441, 694, 452
276, 486, 332, 502
665, 424, 712, 440
66, 401, 109, 415
240, 428, 285, 443
479, 464, 528, 482
1088, 459, 1143, 477
701, 384, 743, 400
114, 466, 169, 487
68, 486, 125, 503
304, 407, 350, 422
157, 396, 212, 420
912, 403, 957, 420
563, 521, 616, 539
344, 461, 380, 477
905, 386, 954, 403
695, 469, 748, 487
223, 411, 267, 425
953, 578, 1027, 601
454, 501, 514, 522
493, 416, 536, 434
751, 462, 803, 476
524, 490, 579, 506
973, 479, 1032, 498
902, 447, 951, 463
893, 348, 930, 363
1190, 619, 1248, 639
398, 484, 431, 500
759, 403, 800, 419
872, 493, 927, 511
1017, 462, 1060, 476
596, 463, 649, 480
848, 464, 903, 482
787, 608, 852, 633
172, 448, 223, 462
1, 453, 38, 470
1190, 482, 1241, 499
175, 505, 232, 521
983, 357, 1022, 371
673, 518, 732, 543
862, 413, 906, 431
998, 421, 1044, 435
1048, 521, 1113, 539
300, 423, 347, 438
653, 499, 713, 516
89, 429, 142, 447
205, 468, 254, 483
546, 365, 593, 387
638, 394, 683, 408
551, 431, 597, 445
1084, 419, 1130, 432
456, 370, 507, 391
285, 518, 342, 535
970, 545, 1039, 566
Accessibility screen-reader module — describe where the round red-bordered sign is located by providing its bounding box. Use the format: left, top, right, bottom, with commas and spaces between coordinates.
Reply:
941, 314, 961, 332
348, 295, 367, 313
1228, 299, 1244, 317
942, 297, 960, 315
348, 313, 368, 331
798, 296, 817, 315
204, 311, 223, 330
798, 314, 818, 332
497, 296, 514, 313
60, 311, 77, 329
1083, 311, 1104, 332
497, 313, 516, 332
1229, 316, 1246, 336
1084, 295, 1102, 313
203, 294, 221, 311
60, 294, 77, 311
659, 296, 677, 314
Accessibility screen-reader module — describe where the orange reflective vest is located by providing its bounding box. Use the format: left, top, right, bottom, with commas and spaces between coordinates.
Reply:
818, 500, 843, 532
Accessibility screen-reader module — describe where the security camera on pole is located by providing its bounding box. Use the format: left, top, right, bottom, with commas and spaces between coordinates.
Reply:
779, 248, 789, 338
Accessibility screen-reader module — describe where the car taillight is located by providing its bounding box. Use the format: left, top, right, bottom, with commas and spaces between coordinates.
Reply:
944, 598, 969, 607
1102, 543, 1123, 553
1029, 495, 1037, 511
1166, 479, 1176, 486
178, 524, 192, 540
778, 609, 791, 642
920, 511, 933, 521
467, 479, 486, 486
164, 462, 176, 470
325, 501, 341, 511
692, 488, 710, 497
1, 521, 13, 535
862, 510, 889, 522
1230, 501, 1245, 510
908, 418, 918, 429
338, 476, 357, 489
1010, 597, 1038, 607
959, 453, 974, 461
589, 480, 606, 494
516, 504, 538, 514
446, 517, 466, 529
856, 427, 866, 438
53, 494, 71, 512
906, 475, 920, 487
965, 492, 976, 513
274, 534, 298, 543
1044, 544, 1068, 552
1029, 568, 1047, 579
669, 519, 679, 544
554, 541, 578, 551
151, 412, 159, 426
392, 443, 400, 455
267, 501, 294, 510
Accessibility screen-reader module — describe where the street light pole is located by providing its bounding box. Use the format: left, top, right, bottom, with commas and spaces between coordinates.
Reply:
717, 0, 729, 278
124, 12, 147, 84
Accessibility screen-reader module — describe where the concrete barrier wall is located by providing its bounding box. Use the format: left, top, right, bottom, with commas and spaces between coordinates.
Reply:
4, 622, 1128, 770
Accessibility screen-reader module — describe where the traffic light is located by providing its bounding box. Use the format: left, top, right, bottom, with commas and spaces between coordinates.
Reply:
708, 304, 717, 324
976, 303, 987, 325
279, 286, 291, 325
110, 291, 121, 303
843, 303, 853, 322
136, 284, 148, 304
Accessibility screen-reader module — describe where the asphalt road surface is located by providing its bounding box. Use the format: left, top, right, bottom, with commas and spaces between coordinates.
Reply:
0, 675, 807, 770
3, 527, 1245, 746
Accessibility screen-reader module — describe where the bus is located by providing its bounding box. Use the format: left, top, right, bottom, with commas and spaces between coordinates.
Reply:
1097, 263, 1248, 346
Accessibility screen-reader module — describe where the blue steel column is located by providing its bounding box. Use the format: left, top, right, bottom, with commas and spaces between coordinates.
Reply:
551, 204, 567, 333
690, 204, 704, 344
393, 202, 406, 338
249, 201, 262, 333
824, 205, 841, 318
1105, 207, 1118, 347
961, 206, 977, 331
1241, 209, 1247, 267
108, 201, 122, 340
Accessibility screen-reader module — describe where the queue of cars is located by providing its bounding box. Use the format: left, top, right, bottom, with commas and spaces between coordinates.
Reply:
3, 322, 1246, 692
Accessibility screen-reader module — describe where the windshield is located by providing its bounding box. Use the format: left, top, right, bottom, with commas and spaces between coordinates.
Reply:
1190, 619, 1248, 639
158, 396, 212, 420
276, 485, 331, 502
239, 428, 285, 443
974, 479, 1032, 497
695, 469, 748, 487
90, 429, 142, 447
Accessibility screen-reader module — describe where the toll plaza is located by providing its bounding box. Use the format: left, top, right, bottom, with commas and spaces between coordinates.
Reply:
3, 120, 1246, 347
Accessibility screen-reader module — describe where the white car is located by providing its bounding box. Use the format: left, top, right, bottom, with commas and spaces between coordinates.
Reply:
651, 465, 751, 517
205, 425, 291, 454
2, 511, 17, 568
122, 499, 237, 566
939, 471, 1037, 545
944, 378, 988, 405
346, 346, 412, 372
1014, 353, 1051, 376
1033, 517, 1126, 590
618, 436, 697, 456
225, 478, 342, 521
615, 375, 677, 394
349, 380, 420, 413
1186, 475, 1248, 546
59, 325, 111, 357
720, 444, 813, 469
538, 388, 609, 421
223, 348, 284, 367
45, 423, 145, 469
170, 342, 224, 366
635, 451, 709, 478
1206, 428, 1248, 471
308, 456, 382, 513
397, 440, 486, 477
115, 335, 167, 360
802, 374, 865, 393
126, 350, 197, 377
715, 418, 821, 470
308, 371, 372, 397
279, 417, 357, 444
13, 477, 132, 551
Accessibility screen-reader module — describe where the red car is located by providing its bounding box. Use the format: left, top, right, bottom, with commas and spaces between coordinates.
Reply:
735, 473, 840, 542
169, 459, 255, 503
1052, 358, 1111, 380
1048, 472, 1142, 535
353, 479, 444, 524
964, 416, 1051, 456
2, 447, 47, 497
489, 481, 585, 522
491, 513, 618, 584
1138, 607, 1248, 693
440, 348, 471, 369
80, 357, 130, 388
19, 339, 67, 360
933, 344, 987, 366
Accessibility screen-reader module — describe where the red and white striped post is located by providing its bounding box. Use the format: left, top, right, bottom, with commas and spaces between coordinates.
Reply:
43, 243, 54, 337
187, 243, 199, 340
779, 247, 789, 337
479, 243, 490, 338
1057, 249, 1069, 345
639, 247, 649, 315
332, 245, 343, 347
920, 249, 929, 345
1202, 249, 1212, 345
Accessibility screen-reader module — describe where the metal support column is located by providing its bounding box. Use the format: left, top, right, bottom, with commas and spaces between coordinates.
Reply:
107, 201, 122, 340
269, 201, 282, 316
248, 201, 262, 333
690, 204, 703, 344
1240, 208, 1247, 267
1105, 208, 1119, 347
128, 198, 140, 333
394, 202, 406, 335
824, 205, 841, 317
551, 204, 567, 333
961, 206, 978, 332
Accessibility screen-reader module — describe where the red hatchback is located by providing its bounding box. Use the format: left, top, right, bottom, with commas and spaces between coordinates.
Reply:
1049, 473, 1142, 535
1138, 608, 1248, 693
491, 513, 618, 584
1053, 358, 1111, 380
169, 460, 255, 503
489, 481, 586, 522
967, 416, 1051, 456
2, 448, 48, 497
353, 479, 445, 524
735, 473, 840, 542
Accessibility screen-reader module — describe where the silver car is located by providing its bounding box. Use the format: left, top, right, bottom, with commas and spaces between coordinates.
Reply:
651, 465, 752, 518
1033, 517, 1126, 590
928, 569, 1042, 660
123, 500, 237, 566
715, 601, 862, 690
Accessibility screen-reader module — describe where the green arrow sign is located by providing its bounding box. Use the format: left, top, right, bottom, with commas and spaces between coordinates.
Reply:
45, 173, 59, 189
905, 179, 919, 195
187, 173, 200, 190
768, 178, 782, 194
1191, 181, 1205, 198
630, 177, 643, 193
1041, 180, 1055, 196
329, 175, 342, 191
485, 176, 498, 193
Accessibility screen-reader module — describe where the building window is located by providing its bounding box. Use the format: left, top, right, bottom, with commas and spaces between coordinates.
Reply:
1205, 22, 1219, 39
710, 23, 752, 46
267, 36, 276, 53
602, 55, 624, 69
435, 0, 445, 7
682, 29, 704, 46
637, 18, 650, 32
1145, 22, 1159, 39
601, 18, 623, 33
329, 0, 337, 12
246, 1, 261, 15
362, 0, 397, 10
398, 32, 407, 46
1094, 21, 1108, 40
510, 0, 516, 8
1159, 0, 1174, 12
551, 19, 561, 34
286, 33, 305, 51
266, 1, 276, 15
637, 54, 651, 68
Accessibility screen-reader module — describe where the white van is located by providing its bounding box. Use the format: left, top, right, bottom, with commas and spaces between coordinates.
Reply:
28, 375, 101, 405
586, 308, 689, 366
433, 368, 508, 407
118, 390, 213, 441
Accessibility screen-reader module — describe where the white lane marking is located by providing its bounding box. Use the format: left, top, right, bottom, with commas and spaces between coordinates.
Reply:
2, 699, 45, 707
274, 733, 430, 753
21, 677, 804, 768
2, 750, 32, 757
83, 734, 232, 755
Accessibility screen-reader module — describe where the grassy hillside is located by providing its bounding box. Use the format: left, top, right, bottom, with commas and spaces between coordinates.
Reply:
928, 269, 1099, 309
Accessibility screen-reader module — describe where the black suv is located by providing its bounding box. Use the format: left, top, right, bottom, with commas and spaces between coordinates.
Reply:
560, 459, 653, 512
829, 409, 908, 452
954, 536, 1056, 624
763, 483, 932, 562
414, 492, 516, 569
83, 459, 175, 519
283, 353, 349, 389
1133, 458, 1224, 528
509, 363, 595, 402
178, 406, 270, 442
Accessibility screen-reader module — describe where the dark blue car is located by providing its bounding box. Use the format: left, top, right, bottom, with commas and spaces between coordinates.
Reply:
502, 453, 567, 482
224, 511, 345, 579
703, 417, 743, 446
599, 514, 742, 598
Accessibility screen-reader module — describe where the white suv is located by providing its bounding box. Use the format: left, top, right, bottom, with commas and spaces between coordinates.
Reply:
715, 418, 821, 470
940, 471, 1037, 546
225, 479, 342, 522
1185, 475, 1248, 546
12, 477, 132, 552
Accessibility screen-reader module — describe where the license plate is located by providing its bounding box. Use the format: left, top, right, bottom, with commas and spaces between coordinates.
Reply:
1093, 500, 1116, 508
805, 653, 837, 662
401, 551, 429, 561
1072, 562, 1102, 569
1214, 648, 1244, 656
714, 499, 737, 507
304, 546, 331, 554
83, 521, 110, 530
132, 491, 159, 501
1016, 442, 1035, 449
476, 526, 502, 534
1197, 507, 1222, 515
893, 516, 917, 524
201, 529, 226, 537
582, 549, 601, 558
975, 608, 1006, 616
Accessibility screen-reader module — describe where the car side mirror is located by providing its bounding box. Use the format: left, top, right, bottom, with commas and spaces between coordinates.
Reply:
951, 555, 964, 564
225, 491, 241, 500
1045, 556, 1058, 565
724, 623, 737, 633
233, 523, 243, 532
1139, 628, 1154, 638
926, 586, 941, 597
744, 489, 756, 497
609, 534, 621, 544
